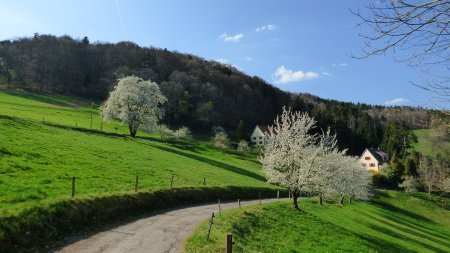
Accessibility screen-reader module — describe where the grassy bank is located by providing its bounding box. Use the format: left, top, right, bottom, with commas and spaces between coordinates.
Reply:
0, 88, 270, 216
186, 190, 450, 252
0, 186, 284, 252
0, 114, 270, 215
0, 89, 282, 250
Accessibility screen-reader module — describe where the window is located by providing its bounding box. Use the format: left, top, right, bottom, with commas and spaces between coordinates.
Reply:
383, 155, 388, 161
259, 141, 262, 144
259, 136, 263, 139
361, 163, 366, 167
252, 137, 256, 140
369, 163, 376, 167
365, 157, 370, 160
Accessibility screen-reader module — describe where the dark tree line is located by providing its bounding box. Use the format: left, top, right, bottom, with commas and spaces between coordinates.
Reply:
0, 34, 430, 155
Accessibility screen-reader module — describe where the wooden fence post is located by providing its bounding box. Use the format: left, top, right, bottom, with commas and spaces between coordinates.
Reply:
170, 175, 174, 189
277, 190, 280, 200
218, 199, 221, 218
90, 114, 93, 129
205, 212, 215, 240
71, 177, 76, 198
226, 233, 233, 253
238, 199, 241, 208
135, 175, 139, 192
203, 177, 206, 185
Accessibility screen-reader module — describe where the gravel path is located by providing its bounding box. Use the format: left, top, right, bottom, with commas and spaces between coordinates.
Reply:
54, 198, 280, 253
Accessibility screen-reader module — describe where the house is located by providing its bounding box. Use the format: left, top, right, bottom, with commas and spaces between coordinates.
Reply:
250, 125, 270, 146
359, 148, 389, 172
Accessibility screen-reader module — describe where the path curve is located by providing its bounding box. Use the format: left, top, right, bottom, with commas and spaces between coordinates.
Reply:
54, 198, 280, 253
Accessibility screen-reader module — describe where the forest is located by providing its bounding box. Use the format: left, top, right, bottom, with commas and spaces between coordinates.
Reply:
0, 34, 431, 155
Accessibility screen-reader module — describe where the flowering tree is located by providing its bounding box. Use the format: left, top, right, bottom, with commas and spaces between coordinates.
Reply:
211, 132, 230, 154
101, 76, 166, 138
330, 155, 373, 204
174, 126, 191, 138
259, 108, 320, 209
311, 129, 344, 205
237, 140, 249, 151
260, 107, 372, 209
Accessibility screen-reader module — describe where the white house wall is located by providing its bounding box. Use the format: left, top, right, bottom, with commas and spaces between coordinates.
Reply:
250, 127, 268, 146
359, 150, 380, 172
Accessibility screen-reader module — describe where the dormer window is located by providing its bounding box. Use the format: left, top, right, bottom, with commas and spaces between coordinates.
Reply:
365, 157, 370, 160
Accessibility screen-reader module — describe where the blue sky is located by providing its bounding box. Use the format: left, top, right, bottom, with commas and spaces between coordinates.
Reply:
0, 0, 444, 108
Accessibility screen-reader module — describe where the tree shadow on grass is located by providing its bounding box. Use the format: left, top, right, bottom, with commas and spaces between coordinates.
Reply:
364, 213, 450, 248
355, 233, 415, 253
2, 89, 88, 107
409, 192, 450, 211
140, 142, 267, 182
371, 198, 435, 224
363, 222, 449, 252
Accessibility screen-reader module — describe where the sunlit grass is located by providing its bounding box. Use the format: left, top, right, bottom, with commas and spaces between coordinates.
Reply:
0, 90, 272, 217
186, 190, 450, 253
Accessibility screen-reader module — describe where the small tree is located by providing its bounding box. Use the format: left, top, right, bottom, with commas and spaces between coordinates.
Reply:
212, 132, 230, 153
399, 176, 420, 192
236, 120, 247, 141
418, 154, 450, 194
174, 126, 191, 138
158, 124, 174, 140
102, 76, 166, 138
237, 140, 249, 152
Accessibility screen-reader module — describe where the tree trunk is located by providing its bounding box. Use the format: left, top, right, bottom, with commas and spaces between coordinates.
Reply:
319, 194, 323, 205
292, 190, 299, 209
339, 194, 344, 205
129, 125, 137, 138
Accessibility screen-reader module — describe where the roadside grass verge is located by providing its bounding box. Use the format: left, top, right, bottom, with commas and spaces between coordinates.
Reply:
186, 190, 450, 253
0, 186, 285, 252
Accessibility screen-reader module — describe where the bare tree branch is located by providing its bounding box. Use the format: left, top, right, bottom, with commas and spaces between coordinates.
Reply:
352, 0, 449, 102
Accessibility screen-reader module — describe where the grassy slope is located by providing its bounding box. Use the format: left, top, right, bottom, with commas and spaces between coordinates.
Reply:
186, 190, 450, 253
0, 90, 271, 216
412, 129, 450, 157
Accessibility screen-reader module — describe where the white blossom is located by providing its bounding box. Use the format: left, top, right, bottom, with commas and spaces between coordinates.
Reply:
259, 107, 372, 208
101, 76, 166, 137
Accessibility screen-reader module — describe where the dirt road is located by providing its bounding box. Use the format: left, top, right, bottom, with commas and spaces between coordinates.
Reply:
54, 198, 279, 253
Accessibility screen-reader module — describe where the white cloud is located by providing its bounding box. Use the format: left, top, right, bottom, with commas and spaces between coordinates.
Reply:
384, 98, 410, 105
245, 56, 253, 61
220, 33, 244, 42
215, 58, 228, 64
273, 65, 319, 84
256, 24, 277, 32
332, 62, 348, 67
321, 71, 330, 76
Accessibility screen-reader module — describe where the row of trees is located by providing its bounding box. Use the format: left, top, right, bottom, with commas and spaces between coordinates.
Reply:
259, 108, 372, 209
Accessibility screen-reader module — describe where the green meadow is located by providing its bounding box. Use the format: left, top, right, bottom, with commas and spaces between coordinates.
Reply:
412, 129, 450, 158
186, 190, 450, 253
0, 90, 271, 216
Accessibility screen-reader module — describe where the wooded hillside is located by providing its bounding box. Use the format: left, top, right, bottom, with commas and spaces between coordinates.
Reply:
0, 34, 430, 155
